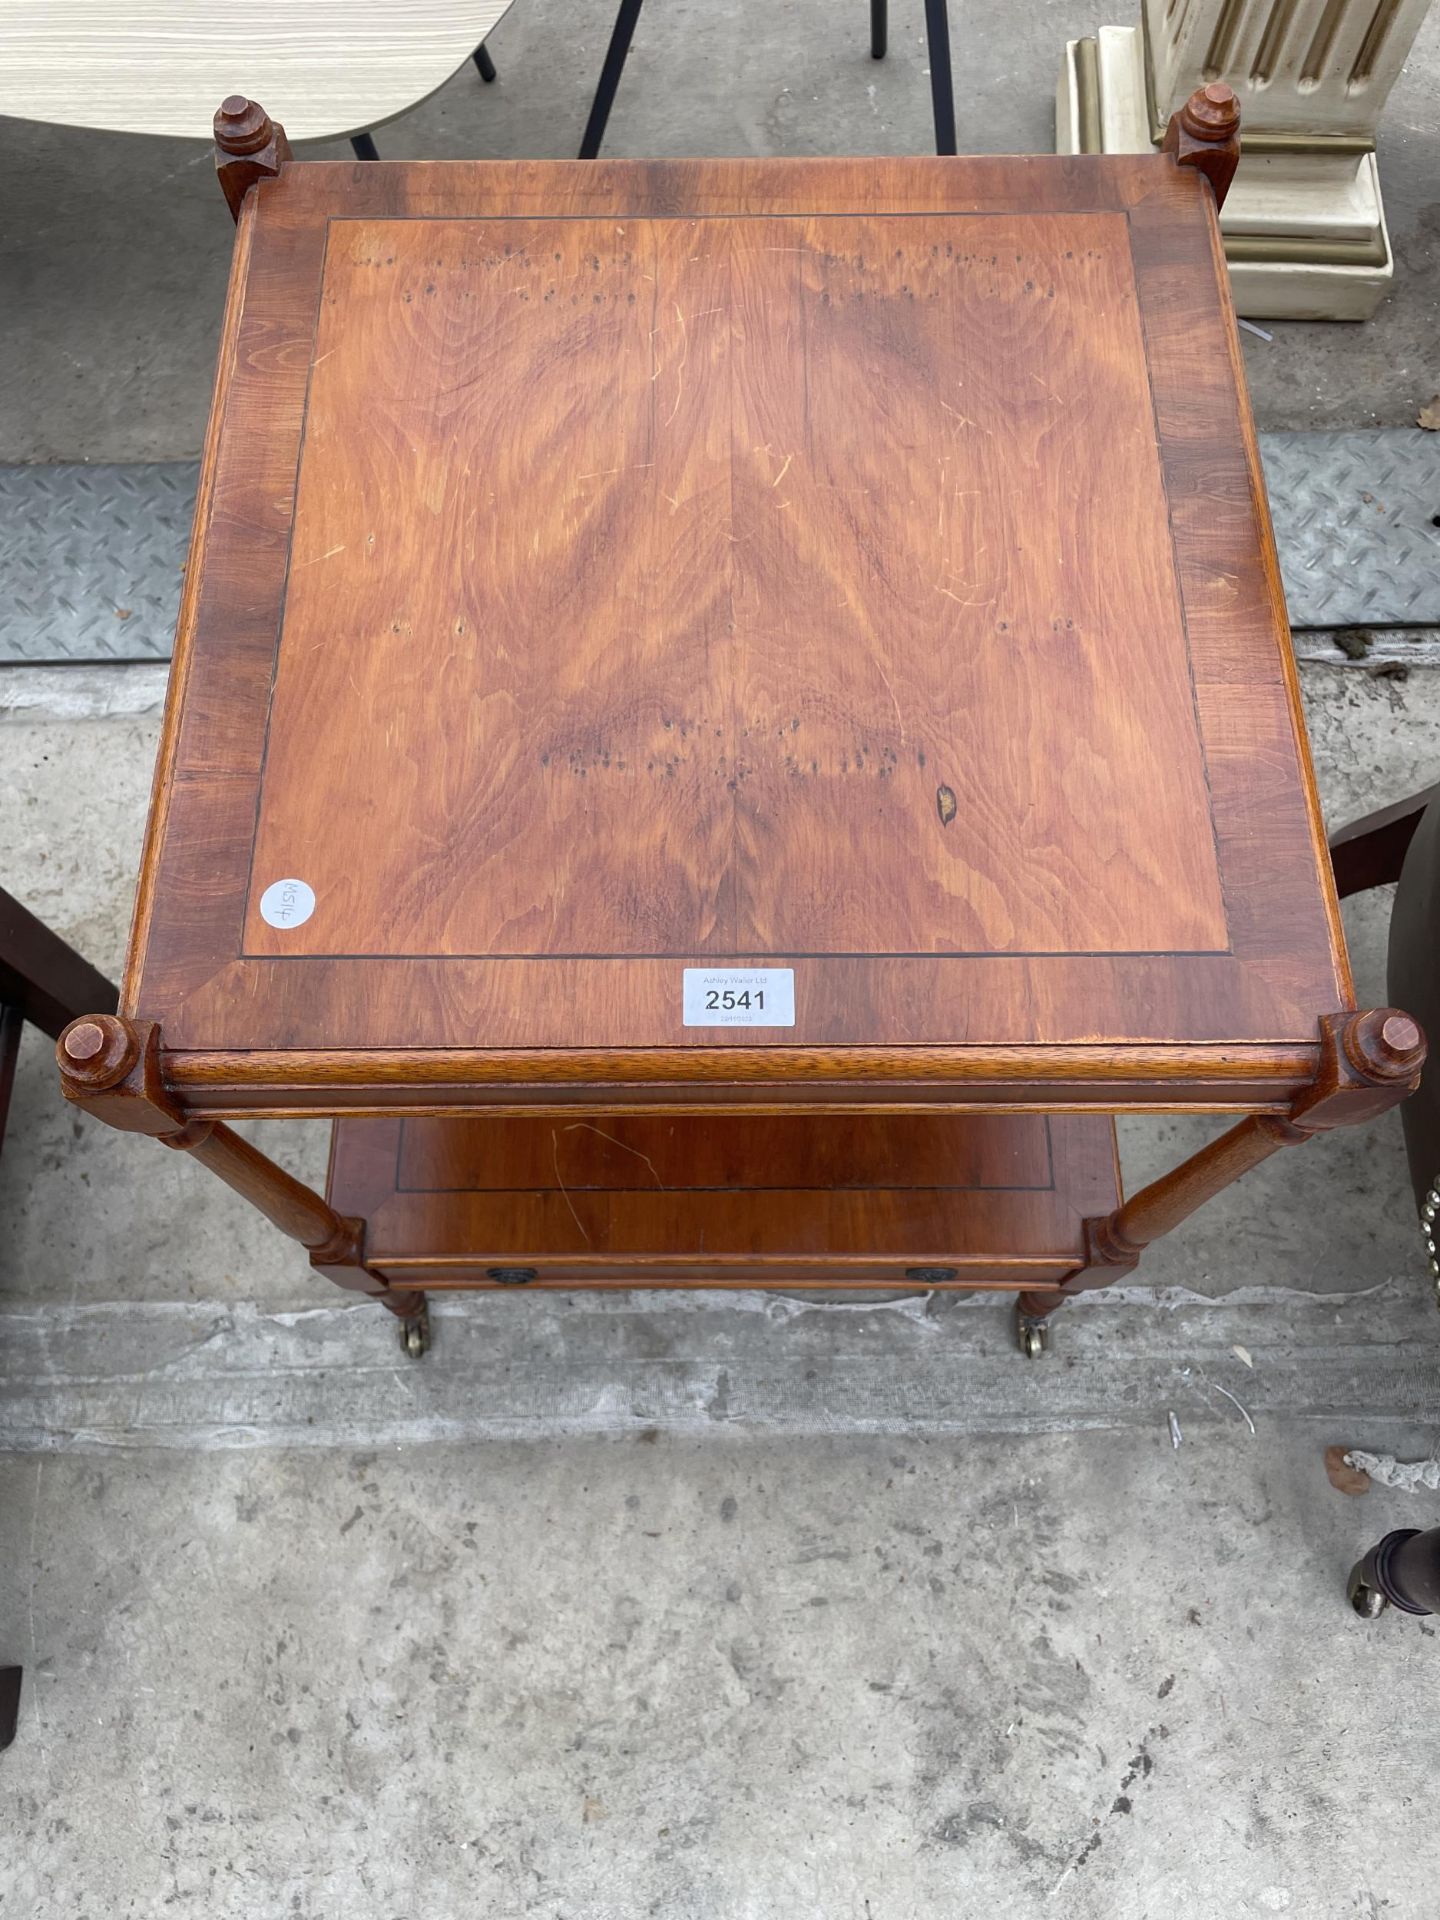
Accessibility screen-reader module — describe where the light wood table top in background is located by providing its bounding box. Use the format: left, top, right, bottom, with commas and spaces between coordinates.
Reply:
0, 0, 513, 141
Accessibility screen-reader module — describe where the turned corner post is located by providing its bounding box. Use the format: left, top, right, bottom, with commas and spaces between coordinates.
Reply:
57, 1013, 183, 1136
1163, 82, 1241, 212
213, 96, 292, 221
56, 1014, 424, 1329
1022, 1009, 1426, 1326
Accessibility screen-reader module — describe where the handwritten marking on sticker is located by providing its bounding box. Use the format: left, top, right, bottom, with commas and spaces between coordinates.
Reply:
259, 878, 316, 929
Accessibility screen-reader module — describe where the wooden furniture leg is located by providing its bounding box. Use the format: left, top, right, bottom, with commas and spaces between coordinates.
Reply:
214, 96, 291, 219
1161, 81, 1241, 207
0, 1666, 19, 1754
1015, 1010, 1425, 1354
1, 882, 119, 1161
1329, 783, 1439, 898
55, 1015, 430, 1354
0, 885, 119, 1040
0, 1005, 19, 1161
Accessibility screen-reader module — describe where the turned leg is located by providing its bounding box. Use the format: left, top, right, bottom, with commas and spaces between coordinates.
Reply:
1017, 1011, 1425, 1356
1081, 1011, 1424, 1281
56, 1015, 430, 1354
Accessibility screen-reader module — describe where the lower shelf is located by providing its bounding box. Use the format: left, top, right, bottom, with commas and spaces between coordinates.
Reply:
327, 1111, 1119, 1290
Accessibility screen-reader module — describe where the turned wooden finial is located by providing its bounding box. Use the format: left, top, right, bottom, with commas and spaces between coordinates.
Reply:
1162, 82, 1241, 211
57, 1013, 141, 1091
214, 95, 275, 155
1342, 1008, 1426, 1083
213, 95, 291, 221
1178, 81, 1240, 143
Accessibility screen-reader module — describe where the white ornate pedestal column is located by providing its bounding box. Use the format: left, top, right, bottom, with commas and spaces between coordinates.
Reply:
1057, 0, 1432, 318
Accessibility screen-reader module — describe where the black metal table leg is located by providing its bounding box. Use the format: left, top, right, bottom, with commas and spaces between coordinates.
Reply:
473, 42, 498, 82
349, 131, 380, 161
922, 0, 957, 154
579, 0, 646, 159
871, 0, 887, 59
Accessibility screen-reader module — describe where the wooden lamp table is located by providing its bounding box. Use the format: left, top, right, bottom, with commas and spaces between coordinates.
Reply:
58, 92, 1424, 1359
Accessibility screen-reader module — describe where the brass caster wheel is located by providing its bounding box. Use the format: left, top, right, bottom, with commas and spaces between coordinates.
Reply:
1347, 1563, 1388, 1620
399, 1303, 431, 1359
1016, 1314, 1051, 1360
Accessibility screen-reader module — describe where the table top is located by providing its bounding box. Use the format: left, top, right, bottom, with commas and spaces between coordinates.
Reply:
125, 155, 1351, 1115
0, 0, 511, 142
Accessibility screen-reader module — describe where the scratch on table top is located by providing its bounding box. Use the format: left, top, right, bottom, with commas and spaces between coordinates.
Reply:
575, 464, 655, 483
294, 544, 346, 570
872, 653, 907, 746
551, 1129, 593, 1246
561, 1122, 667, 1190
663, 301, 690, 428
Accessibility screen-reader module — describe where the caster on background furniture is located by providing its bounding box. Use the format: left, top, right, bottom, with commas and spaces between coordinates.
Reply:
400, 1300, 431, 1359
1016, 1307, 1052, 1359
1347, 1527, 1440, 1620
1348, 1561, 1388, 1619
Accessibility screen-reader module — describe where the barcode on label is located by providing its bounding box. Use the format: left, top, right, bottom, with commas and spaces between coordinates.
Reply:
683, 968, 795, 1028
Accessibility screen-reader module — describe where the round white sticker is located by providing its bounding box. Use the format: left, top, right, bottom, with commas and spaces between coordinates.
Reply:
259, 878, 316, 929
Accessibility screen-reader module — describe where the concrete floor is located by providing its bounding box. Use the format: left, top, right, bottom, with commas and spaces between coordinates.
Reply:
3, 1, 1440, 1913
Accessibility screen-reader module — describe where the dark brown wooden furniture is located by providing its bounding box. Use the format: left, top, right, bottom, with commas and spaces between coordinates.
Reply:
1330, 783, 1440, 1285
0, 898, 117, 1757
0, 885, 117, 1161
57, 91, 1423, 1360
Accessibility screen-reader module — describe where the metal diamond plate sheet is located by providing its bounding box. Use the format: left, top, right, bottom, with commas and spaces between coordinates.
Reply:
1, 434, 1436, 663
0, 462, 196, 664
1259, 429, 1440, 630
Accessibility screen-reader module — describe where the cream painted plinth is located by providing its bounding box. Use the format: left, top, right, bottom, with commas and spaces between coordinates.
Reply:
1055, 17, 1417, 319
